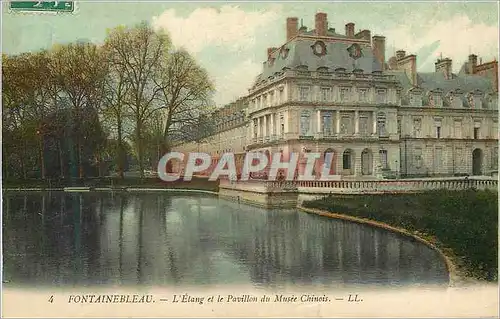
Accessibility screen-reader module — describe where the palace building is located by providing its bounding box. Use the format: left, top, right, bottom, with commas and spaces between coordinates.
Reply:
174, 13, 498, 179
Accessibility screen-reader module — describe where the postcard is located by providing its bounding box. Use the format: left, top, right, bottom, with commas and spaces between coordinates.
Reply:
2, 1, 499, 318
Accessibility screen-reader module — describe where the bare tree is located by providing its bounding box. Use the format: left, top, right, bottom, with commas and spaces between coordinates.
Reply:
154, 49, 215, 155
104, 22, 171, 178
101, 53, 132, 178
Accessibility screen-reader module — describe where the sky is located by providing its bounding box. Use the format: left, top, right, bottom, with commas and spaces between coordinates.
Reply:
3, 1, 499, 107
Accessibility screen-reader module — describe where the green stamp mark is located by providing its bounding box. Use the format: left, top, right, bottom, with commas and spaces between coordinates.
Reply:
10, 1, 75, 13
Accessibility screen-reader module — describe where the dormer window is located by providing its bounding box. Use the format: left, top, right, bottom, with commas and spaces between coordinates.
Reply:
429, 92, 443, 107
410, 93, 422, 107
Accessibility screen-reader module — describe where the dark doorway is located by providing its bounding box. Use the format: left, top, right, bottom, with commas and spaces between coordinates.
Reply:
472, 148, 483, 176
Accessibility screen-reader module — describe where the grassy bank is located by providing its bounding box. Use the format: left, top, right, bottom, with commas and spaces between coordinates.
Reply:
303, 189, 498, 282
3, 177, 219, 192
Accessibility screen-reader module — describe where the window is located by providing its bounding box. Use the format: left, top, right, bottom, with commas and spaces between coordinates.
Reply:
340, 116, 351, 134
321, 87, 331, 102
343, 151, 352, 169
435, 120, 442, 139
358, 88, 368, 102
279, 113, 285, 136
492, 147, 498, 169
493, 121, 498, 139
474, 96, 482, 109
397, 116, 402, 135
300, 110, 311, 136
413, 118, 422, 138
359, 116, 369, 135
454, 120, 462, 138
376, 89, 387, 104
431, 94, 443, 107
474, 121, 481, 139
299, 86, 310, 101
322, 112, 333, 136
414, 148, 423, 169
379, 150, 388, 169
410, 93, 422, 107
339, 87, 350, 102
377, 112, 387, 137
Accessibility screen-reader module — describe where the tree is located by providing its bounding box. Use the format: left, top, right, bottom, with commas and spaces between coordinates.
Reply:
154, 49, 215, 155
49, 41, 108, 179
104, 22, 171, 178
100, 57, 132, 178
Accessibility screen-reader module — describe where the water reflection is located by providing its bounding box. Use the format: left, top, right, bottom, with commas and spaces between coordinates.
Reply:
2, 192, 448, 288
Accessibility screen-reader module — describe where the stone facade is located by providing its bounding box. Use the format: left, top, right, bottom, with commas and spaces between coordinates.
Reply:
173, 13, 499, 179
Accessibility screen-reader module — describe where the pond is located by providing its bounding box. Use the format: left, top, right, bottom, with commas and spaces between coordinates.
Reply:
2, 191, 449, 288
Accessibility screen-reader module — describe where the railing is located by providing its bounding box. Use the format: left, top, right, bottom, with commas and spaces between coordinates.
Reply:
249, 70, 398, 93
219, 177, 498, 194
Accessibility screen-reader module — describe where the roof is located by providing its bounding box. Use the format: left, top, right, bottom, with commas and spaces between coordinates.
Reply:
386, 70, 494, 94
256, 37, 382, 81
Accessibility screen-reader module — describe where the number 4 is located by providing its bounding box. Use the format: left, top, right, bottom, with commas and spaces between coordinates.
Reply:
48, 295, 54, 303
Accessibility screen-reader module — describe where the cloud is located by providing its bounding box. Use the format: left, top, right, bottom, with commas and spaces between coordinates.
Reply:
384, 14, 498, 72
152, 5, 281, 54
211, 59, 262, 106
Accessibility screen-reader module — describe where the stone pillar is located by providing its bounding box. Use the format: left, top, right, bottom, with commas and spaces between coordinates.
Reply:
354, 110, 359, 134
372, 111, 377, 135
354, 151, 362, 176
284, 111, 289, 133
251, 118, 255, 138
317, 110, 322, 133
336, 110, 341, 134
270, 113, 275, 137
263, 115, 267, 138
257, 117, 261, 137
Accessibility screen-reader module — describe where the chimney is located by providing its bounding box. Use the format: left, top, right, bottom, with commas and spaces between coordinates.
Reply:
435, 57, 452, 79
396, 50, 406, 60
396, 54, 417, 86
468, 54, 478, 74
355, 29, 371, 42
286, 17, 299, 41
267, 47, 277, 58
345, 22, 355, 37
372, 36, 386, 70
315, 12, 328, 36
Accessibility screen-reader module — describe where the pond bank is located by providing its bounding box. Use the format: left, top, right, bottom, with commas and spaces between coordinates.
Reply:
302, 189, 498, 284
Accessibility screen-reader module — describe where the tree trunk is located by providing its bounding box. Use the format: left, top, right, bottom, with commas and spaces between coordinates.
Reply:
58, 139, 65, 178
117, 115, 124, 179
159, 141, 173, 173
78, 143, 84, 179
39, 134, 46, 180
21, 140, 27, 179
136, 119, 144, 179
97, 152, 103, 178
